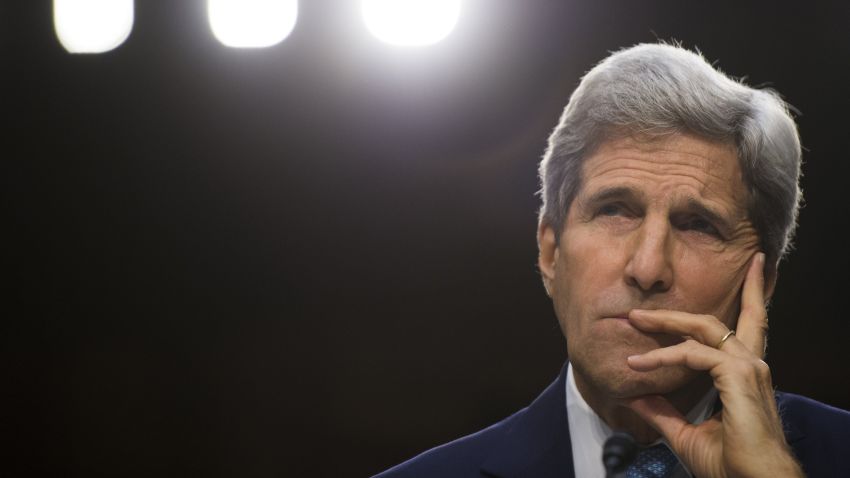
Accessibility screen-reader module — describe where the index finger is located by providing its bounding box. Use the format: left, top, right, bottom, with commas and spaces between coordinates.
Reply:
736, 252, 768, 357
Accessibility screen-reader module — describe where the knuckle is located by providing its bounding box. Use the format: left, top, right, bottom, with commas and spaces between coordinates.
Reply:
700, 313, 720, 322
736, 358, 771, 380
694, 314, 720, 342
754, 359, 771, 377
682, 339, 701, 351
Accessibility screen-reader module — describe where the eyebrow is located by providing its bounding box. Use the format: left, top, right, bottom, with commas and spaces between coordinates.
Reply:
580, 186, 643, 209
683, 197, 733, 232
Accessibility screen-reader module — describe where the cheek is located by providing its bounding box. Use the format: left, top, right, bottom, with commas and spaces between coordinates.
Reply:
558, 233, 616, 290
554, 230, 625, 317
677, 254, 749, 320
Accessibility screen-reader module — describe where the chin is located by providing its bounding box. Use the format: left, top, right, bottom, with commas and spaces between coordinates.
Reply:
581, 360, 699, 400
617, 368, 697, 398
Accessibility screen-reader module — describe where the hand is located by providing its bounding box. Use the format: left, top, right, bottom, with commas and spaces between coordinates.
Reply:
623, 253, 804, 478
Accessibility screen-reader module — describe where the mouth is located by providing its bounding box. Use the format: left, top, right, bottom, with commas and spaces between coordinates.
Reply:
599, 314, 637, 331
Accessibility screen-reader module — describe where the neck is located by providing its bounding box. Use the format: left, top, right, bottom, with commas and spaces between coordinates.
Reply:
573, 371, 712, 445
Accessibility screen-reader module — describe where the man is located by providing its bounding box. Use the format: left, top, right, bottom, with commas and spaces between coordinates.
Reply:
375, 43, 850, 477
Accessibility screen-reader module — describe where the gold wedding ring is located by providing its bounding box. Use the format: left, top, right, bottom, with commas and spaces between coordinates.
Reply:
716, 330, 736, 350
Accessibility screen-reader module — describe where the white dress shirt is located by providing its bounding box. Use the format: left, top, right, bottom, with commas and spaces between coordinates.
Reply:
565, 363, 718, 478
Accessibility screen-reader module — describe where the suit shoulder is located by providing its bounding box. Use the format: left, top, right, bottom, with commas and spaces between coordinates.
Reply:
776, 391, 850, 477
777, 391, 850, 434
372, 408, 526, 478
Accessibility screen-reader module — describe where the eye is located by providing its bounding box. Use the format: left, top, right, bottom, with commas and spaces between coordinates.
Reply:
680, 217, 721, 237
597, 203, 627, 217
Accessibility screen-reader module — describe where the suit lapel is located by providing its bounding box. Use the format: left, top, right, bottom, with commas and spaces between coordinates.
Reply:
480, 363, 575, 478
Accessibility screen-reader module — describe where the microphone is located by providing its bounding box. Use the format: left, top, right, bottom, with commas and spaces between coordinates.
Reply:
602, 431, 637, 478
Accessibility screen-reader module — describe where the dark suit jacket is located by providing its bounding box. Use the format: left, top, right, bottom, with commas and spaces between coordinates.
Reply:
375, 363, 850, 478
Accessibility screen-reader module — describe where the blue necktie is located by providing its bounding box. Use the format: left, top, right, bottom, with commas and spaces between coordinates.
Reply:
625, 443, 679, 478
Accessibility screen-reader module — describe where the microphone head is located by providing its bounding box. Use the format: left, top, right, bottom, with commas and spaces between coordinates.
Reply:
602, 431, 637, 473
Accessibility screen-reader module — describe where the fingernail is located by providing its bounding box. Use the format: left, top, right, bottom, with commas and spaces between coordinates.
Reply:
756, 252, 765, 265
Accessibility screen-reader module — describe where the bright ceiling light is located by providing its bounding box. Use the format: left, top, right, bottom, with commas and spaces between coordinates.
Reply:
362, 0, 461, 47
53, 0, 134, 53
208, 0, 298, 48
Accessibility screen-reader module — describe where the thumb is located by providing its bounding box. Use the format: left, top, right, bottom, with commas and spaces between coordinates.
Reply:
625, 395, 689, 446
625, 395, 723, 477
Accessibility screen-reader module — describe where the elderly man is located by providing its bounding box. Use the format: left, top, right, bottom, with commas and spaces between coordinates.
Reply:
375, 43, 850, 478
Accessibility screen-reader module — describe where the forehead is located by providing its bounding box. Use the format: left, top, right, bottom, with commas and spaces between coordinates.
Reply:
579, 133, 747, 211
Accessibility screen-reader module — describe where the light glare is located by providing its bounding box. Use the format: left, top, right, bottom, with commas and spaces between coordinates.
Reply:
208, 0, 298, 48
53, 0, 134, 53
362, 0, 461, 46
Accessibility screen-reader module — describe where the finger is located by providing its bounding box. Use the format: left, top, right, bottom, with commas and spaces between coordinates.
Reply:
627, 339, 727, 373
628, 309, 749, 356
630, 340, 778, 417
736, 252, 769, 357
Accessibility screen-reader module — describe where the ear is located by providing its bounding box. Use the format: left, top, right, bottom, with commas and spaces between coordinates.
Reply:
537, 222, 559, 296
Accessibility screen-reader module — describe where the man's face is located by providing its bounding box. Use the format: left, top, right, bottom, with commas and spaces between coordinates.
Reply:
538, 133, 766, 401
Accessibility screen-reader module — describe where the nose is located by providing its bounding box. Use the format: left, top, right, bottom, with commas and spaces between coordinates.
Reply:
624, 215, 673, 293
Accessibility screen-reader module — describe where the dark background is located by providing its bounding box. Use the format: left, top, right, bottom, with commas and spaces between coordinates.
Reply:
5, 1, 850, 476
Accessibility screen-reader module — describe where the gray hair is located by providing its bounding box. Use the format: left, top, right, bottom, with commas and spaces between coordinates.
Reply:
538, 43, 802, 266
